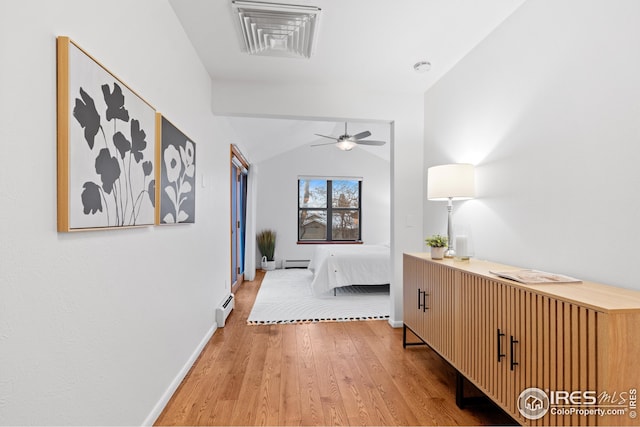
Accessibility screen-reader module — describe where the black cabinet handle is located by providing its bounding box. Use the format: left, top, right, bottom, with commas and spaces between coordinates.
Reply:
497, 329, 505, 362
510, 335, 519, 371
417, 288, 429, 312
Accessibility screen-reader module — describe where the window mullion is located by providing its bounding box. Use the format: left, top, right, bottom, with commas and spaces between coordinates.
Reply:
326, 180, 333, 241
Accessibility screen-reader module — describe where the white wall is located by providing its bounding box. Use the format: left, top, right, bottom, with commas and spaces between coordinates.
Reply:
423, 0, 640, 290
255, 144, 391, 264
213, 82, 425, 325
0, 1, 230, 424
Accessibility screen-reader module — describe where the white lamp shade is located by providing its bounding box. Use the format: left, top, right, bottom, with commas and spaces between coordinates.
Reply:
427, 163, 475, 201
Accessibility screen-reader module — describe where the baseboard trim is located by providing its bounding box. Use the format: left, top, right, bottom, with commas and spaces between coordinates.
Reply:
388, 318, 403, 328
142, 322, 217, 426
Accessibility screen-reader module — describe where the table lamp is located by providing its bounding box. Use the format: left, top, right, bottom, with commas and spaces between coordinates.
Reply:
427, 163, 475, 257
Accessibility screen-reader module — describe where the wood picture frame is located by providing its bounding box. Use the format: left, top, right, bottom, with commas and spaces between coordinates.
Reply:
156, 114, 196, 225
57, 36, 156, 231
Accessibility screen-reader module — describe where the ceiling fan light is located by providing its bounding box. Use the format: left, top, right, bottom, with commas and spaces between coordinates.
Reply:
337, 139, 356, 151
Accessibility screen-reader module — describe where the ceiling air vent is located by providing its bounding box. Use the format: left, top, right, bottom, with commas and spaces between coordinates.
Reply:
231, 0, 321, 59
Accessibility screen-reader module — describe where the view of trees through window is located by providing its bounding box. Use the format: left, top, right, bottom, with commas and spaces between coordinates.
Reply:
298, 178, 361, 241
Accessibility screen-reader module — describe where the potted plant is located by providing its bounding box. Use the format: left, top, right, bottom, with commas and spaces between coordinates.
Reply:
425, 234, 448, 260
257, 229, 277, 270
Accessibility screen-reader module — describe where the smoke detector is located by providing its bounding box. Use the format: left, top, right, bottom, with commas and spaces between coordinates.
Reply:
413, 61, 432, 73
231, 0, 321, 59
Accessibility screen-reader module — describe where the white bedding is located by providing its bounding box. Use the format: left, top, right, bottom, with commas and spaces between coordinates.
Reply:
308, 244, 391, 296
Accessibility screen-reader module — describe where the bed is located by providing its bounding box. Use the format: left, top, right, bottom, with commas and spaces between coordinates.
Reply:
308, 244, 391, 296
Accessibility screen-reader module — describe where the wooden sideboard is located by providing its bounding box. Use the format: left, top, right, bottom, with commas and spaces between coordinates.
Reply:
403, 253, 640, 426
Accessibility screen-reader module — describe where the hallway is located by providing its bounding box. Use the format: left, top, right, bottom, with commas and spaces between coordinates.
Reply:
155, 271, 513, 426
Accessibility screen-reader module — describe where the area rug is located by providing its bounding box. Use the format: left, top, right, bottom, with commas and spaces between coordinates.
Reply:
247, 269, 390, 325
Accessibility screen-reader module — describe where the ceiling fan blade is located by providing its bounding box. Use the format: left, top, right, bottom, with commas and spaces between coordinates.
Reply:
314, 133, 337, 141
310, 141, 338, 147
351, 130, 371, 140
355, 140, 386, 146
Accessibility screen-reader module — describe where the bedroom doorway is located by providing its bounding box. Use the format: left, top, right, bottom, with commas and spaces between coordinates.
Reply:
231, 145, 249, 291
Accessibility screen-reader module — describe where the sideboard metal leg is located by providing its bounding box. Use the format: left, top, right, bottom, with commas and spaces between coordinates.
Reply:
456, 371, 465, 409
402, 324, 427, 348
403, 324, 407, 348
456, 371, 490, 409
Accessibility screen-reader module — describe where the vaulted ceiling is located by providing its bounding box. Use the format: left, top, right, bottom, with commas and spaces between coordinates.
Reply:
223, 116, 392, 162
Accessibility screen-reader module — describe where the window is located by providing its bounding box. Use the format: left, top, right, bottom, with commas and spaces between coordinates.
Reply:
298, 177, 361, 242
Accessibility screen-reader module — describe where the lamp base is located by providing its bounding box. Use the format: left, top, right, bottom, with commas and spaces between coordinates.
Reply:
445, 248, 456, 258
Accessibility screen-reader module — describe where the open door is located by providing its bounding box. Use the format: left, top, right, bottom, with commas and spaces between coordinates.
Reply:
231, 146, 249, 291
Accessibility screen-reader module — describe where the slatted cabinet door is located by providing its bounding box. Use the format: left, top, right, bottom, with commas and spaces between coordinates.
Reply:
508, 290, 599, 426
421, 262, 457, 363
501, 282, 516, 415
457, 275, 513, 416
457, 278, 516, 418
403, 254, 425, 339
545, 298, 597, 427
457, 273, 497, 399
508, 285, 528, 423
458, 273, 495, 401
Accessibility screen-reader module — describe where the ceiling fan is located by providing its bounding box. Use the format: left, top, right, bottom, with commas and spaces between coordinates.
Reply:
311, 122, 386, 151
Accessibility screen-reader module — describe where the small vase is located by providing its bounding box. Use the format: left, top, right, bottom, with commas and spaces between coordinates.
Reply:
430, 247, 446, 260
261, 256, 276, 271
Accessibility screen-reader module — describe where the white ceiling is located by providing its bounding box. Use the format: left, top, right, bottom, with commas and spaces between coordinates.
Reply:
168, 0, 526, 162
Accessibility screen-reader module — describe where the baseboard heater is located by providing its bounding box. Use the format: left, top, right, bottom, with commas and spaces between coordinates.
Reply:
215, 293, 234, 327
283, 259, 310, 269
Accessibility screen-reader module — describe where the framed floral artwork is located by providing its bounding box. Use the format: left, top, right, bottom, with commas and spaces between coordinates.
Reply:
57, 36, 156, 231
156, 114, 196, 225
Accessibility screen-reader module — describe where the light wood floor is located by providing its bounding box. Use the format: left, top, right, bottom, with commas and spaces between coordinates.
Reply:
155, 270, 515, 426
